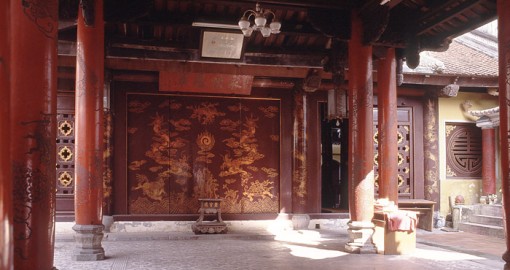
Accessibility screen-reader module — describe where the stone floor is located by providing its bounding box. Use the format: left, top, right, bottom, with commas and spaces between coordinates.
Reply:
54, 226, 506, 270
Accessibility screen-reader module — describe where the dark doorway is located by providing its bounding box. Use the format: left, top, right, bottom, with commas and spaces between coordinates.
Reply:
320, 103, 349, 212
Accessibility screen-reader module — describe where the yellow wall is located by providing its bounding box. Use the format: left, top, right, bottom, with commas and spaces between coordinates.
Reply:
438, 92, 499, 216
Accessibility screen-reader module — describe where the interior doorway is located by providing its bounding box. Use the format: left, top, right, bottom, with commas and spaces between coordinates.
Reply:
320, 103, 349, 212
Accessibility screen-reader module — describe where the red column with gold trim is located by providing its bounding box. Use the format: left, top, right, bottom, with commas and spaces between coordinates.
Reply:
345, 10, 376, 253
291, 88, 310, 228
0, 1, 13, 269
498, 0, 510, 265
377, 47, 399, 204
73, 0, 106, 261
10, 1, 58, 269
481, 128, 496, 196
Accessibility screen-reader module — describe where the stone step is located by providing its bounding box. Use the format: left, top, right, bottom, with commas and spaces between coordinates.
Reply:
469, 214, 504, 227
473, 204, 503, 217
458, 222, 504, 239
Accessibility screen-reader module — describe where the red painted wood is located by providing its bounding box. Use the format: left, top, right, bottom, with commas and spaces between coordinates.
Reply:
159, 71, 254, 95
10, 1, 58, 269
498, 0, 510, 263
377, 47, 399, 204
482, 128, 496, 195
75, 0, 105, 225
0, 0, 13, 268
292, 89, 308, 213
348, 11, 374, 223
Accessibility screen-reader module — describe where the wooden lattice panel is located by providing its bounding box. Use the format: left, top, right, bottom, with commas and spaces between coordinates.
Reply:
373, 107, 413, 198
445, 123, 482, 178
56, 113, 75, 196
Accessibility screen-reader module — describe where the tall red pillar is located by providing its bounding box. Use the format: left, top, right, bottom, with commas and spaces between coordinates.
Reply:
73, 0, 106, 261
481, 128, 496, 195
498, 0, 510, 265
345, 10, 376, 253
377, 47, 399, 204
0, 1, 13, 269
10, 1, 58, 269
291, 88, 310, 228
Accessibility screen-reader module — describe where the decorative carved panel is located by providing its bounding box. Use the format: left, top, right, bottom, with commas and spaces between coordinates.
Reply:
373, 107, 413, 198
126, 94, 280, 215
445, 123, 482, 178
56, 113, 75, 196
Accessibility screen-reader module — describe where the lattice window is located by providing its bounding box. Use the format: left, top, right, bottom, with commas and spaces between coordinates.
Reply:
445, 123, 482, 178
56, 113, 75, 196
373, 124, 413, 198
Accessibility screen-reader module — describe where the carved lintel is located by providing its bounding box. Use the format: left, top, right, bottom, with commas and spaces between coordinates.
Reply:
80, 0, 95, 27
360, 1, 390, 44
404, 39, 420, 69
303, 69, 322, 92
396, 57, 404, 86
323, 39, 347, 86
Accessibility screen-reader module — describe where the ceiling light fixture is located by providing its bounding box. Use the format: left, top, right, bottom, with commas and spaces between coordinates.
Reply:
238, 3, 281, 37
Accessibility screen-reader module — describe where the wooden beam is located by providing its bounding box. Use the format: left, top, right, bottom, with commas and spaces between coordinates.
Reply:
417, 0, 482, 36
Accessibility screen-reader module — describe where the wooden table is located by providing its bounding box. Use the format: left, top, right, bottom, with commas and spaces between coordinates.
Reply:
398, 199, 435, 231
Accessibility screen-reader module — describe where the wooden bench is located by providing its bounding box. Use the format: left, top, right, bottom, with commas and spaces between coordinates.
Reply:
398, 199, 435, 231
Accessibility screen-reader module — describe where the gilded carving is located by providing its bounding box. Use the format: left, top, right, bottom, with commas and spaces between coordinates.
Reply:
128, 100, 151, 113
58, 120, 73, 136
243, 180, 274, 201
129, 160, 146, 171
270, 135, 279, 142
446, 165, 457, 177
58, 171, 73, 187
188, 102, 226, 124
423, 97, 440, 202
133, 174, 167, 201
127, 94, 280, 214
445, 125, 456, 137
261, 167, 278, 178
57, 146, 73, 162
258, 106, 279, 118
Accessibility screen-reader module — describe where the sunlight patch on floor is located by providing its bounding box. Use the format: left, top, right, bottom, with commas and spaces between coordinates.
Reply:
412, 247, 486, 261
283, 244, 347, 260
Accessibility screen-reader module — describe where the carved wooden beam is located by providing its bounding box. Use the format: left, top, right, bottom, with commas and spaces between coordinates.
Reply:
360, 0, 390, 44
416, 0, 482, 36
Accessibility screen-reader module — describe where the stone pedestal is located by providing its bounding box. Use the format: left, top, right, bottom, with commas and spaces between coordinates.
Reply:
291, 214, 310, 230
72, 224, 105, 261
345, 221, 377, 254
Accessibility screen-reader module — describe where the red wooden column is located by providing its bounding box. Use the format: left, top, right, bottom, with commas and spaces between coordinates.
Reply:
73, 0, 106, 261
498, 0, 510, 265
0, 1, 13, 269
291, 88, 310, 229
345, 10, 376, 254
481, 128, 496, 195
377, 47, 399, 204
10, 1, 58, 269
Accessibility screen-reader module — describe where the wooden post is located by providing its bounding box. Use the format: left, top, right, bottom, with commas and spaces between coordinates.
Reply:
345, 10, 376, 254
481, 128, 496, 195
10, 1, 58, 269
498, 0, 510, 265
0, 1, 13, 269
73, 0, 106, 261
423, 93, 440, 206
291, 88, 310, 229
377, 47, 399, 204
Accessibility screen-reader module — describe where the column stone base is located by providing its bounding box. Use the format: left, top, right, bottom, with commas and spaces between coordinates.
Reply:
72, 224, 105, 261
291, 214, 310, 230
344, 220, 377, 254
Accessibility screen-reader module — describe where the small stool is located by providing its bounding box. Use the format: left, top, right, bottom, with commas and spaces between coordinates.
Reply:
191, 198, 227, 234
